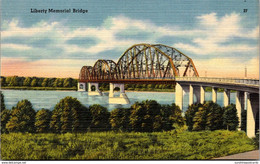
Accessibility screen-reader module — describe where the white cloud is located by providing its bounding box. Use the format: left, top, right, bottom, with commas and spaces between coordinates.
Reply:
1, 43, 33, 50
1, 13, 258, 78
174, 12, 258, 55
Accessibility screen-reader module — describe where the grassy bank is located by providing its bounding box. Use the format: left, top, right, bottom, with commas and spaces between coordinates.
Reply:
1, 130, 255, 160
1, 86, 77, 91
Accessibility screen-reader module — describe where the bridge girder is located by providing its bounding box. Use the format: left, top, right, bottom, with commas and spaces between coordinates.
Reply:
79, 66, 92, 81
92, 59, 117, 80
79, 43, 199, 81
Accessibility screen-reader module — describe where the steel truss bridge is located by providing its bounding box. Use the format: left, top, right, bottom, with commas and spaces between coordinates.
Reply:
78, 43, 259, 138
79, 43, 199, 83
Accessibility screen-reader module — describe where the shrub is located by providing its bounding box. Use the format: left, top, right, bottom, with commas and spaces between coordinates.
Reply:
1, 109, 11, 133
110, 108, 131, 132
35, 109, 52, 133
89, 104, 110, 131
1, 92, 6, 110
129, 100, 161, 132
6, 99, 36, 133
161, 103, 185, 131
205, 101, 224, 130
192, 106, 208, 131
185, 103, 202, 131
50, 96, 91, 133
223, 104, 239, 131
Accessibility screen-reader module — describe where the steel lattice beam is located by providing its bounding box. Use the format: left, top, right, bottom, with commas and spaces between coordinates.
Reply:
78, 43, 199, 82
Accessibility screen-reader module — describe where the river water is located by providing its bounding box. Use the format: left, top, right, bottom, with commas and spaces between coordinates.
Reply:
1, 90, 236, 112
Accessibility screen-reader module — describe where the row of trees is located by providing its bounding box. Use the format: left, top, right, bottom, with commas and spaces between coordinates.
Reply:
1, 76, 78, 88
1, 93, 185, 133
97, 83, 175, 92
1, 92, 240, 133
185, 102, 239, 131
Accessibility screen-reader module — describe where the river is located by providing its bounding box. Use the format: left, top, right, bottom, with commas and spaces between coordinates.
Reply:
1, 90, 236, 112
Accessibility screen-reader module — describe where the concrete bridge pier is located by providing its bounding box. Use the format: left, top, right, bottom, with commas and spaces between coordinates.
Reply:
88, 82, 102, 96
175, 83, 184, 110
189, 85, 194, 105
193, 85, 205, 104
109, 83, 130, 104
78, 82, 87, 91
176, 83, 205, 110
212, 87, 218, 103
236, 91, 245, 131
224, 89, 230, 107
246, 93, 259, 138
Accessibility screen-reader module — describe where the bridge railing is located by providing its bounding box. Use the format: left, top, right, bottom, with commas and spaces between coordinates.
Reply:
175, 77, 259, 87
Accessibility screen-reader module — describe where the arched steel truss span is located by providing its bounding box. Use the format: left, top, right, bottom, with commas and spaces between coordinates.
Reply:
79, 44, 199, 82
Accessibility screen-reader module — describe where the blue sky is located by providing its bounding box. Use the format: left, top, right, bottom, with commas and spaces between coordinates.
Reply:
1, 0, 259, 78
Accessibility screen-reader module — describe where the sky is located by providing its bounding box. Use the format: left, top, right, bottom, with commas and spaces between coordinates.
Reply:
1, 0, 259, 78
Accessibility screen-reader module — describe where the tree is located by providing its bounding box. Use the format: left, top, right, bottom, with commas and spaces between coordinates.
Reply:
53, 78, 64, 87
37, 78, 44, 87
192, 106, 208, 131
185, 103, 202, 131
1, 109, 11, 133
160, 103, 185, 131
89, 104, 110, 131
1, 77, 6, 87
1, 92, 6, 110
48, 78, 56, 87
8, 76, 19, 86
72, 79, 78, 88
35, 109, 52, 133
110, 108, 131, 132
23, 77, 31, 86
205, 101, 225, 130
168, 103, 185, 128
31, 78, 37, 87
64, 78, 72, 88
129, 100, 161, 132
18, 77, 25, 86
6, 100, 36, 133
41, 78, 49, 87
241, 109, 247, 132
50, 96, 91, 133
223, 104, 239, 131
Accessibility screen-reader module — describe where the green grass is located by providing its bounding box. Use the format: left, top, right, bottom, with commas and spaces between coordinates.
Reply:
1, 86, 77, 91
1, 130, 255, 160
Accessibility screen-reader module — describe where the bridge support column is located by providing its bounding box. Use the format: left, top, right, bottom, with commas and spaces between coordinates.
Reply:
109, 83, 129, 104
246, 93, 259, 138
88, 83, 102, 96
236, 91, 244, 131
109, 83, 114, 97
189, 85, 194, 105
193, 86, 200, 104
223, 89, 230, 107
193, 86, 205, 104
78, 82, 86, 91
175, 83, 183, 110
200, 86, 205, 104
212, 87, 217, 103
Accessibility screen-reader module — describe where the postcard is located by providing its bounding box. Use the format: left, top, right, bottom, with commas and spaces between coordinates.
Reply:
1, 0, 259, 162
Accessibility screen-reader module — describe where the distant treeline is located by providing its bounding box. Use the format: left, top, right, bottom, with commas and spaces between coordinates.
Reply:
99, 83, 175, 92
1, 76, 227, 92
0, 76, 78, 88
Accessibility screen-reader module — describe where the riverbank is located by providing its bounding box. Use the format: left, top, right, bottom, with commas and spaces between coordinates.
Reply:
1, 86, 77, 91
1, 86, 235, 93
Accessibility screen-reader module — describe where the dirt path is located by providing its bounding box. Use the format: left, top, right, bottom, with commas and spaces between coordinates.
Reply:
214, 150, 259, 160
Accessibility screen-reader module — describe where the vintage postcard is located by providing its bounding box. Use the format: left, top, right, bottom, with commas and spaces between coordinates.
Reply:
0, 0, 259, 162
